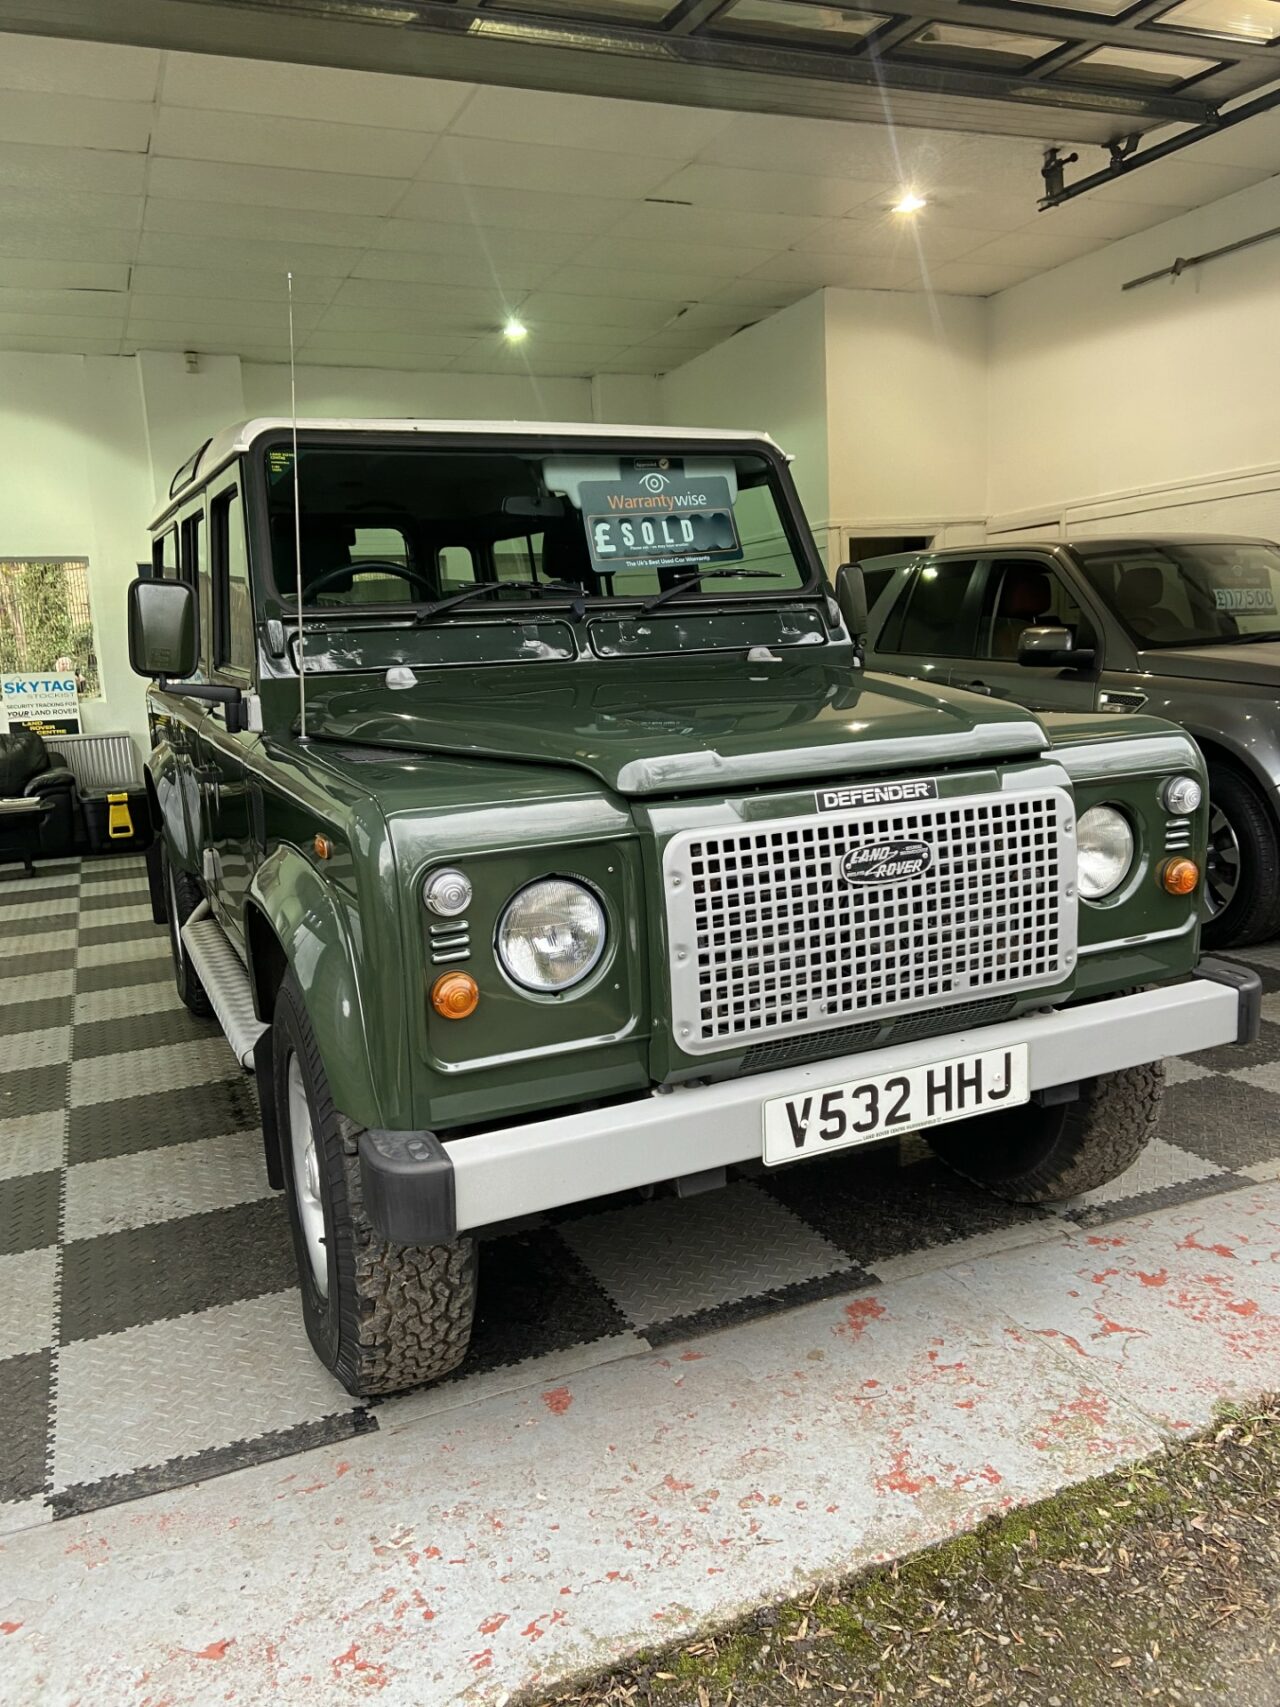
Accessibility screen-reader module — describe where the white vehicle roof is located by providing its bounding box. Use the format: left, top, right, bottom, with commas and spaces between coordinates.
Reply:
150, 416, 784, 531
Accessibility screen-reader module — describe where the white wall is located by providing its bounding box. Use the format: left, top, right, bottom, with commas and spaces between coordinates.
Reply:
659, 293, 830, 541
987, 174, 1280, 539
823, 288, 988, 547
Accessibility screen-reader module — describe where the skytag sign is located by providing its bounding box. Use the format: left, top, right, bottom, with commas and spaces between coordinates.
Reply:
1, 673, 82, 736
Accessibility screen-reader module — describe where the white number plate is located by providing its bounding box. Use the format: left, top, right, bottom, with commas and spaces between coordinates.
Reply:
762, 1044, 1029, 1167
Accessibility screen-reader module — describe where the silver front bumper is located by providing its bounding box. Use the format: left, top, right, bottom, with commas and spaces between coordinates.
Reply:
447, 972, 1248, 1232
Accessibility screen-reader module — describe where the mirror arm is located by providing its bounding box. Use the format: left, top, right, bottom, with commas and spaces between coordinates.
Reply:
156, 679, 248, 732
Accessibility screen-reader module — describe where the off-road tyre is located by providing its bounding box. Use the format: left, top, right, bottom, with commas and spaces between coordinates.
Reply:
272, 973, 477, 1397
926, 1061, 1165, 1204
161, 844, 214, 1018
1202, 765, 1280, 952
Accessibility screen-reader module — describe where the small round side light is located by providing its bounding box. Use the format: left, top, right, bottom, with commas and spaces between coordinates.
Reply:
313, 834, 332, 860
431, 971, 479, 1020
1161, 775, 1203, 815
1161, 857, 1200, 896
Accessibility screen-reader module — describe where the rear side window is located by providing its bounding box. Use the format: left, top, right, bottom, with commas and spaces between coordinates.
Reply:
880, 559, 982, 657
979, 559, 1097, 661
211, 486, 253, 673
180, 508, 207, 671
152, 526, 179, 579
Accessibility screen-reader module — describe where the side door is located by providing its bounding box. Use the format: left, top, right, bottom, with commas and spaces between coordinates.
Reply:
865, 555, 985, 686
955, 555, 1102, 712
201, 478, 260, 942
151, 510, 210, 872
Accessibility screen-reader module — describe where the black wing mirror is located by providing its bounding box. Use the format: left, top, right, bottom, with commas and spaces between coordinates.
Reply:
1017, 624, 1096, 670
128, 577, 197, 679
834, 562, 869, 642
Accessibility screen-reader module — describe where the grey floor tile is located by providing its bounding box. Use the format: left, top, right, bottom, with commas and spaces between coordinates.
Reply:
1162, 1073, 1280, 1172
1058, 1135, 1225, 1211
0, 968, 73, 1008
560, 1181, 849, 1327
69, 1035, 237, 1106
51, 1290, 356, 1493
2, 1025, 72, 1072
0, 1109, 65, 1182
1, 927, 76, 959
76, 957, 177, 995
63, 1130, 270, 1241
0, 902, 77, 935
0, 1348, 51, 1504
0, 1246, 57, 1360
59, 1196, 296, 1343
76, 935, 169, 970
72, 980, 173, 1026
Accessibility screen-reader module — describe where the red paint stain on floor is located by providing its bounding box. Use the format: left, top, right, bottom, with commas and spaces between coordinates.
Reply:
1043, 1328, 1090, 1357
1137, 1269, 1168, 1287
542, 1386, 573, 1415
1094, 1314, 1146, 1338
0, 1621, 22, 1635
1086, 1234, 1126, 1247
193, 1639, 233, 1661
679, 1350, 705, 1361
876, 1449, 937, 1497
332, 1642, 389, 1688
1179, 1232, 1236, 1259
477, 1613, 509, 1636
839, 1297, 887, 1339
663, 1473, 693, 1493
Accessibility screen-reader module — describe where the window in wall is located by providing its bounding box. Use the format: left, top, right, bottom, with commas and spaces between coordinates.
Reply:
0, 558, 100, 696
211, 486, 254, 673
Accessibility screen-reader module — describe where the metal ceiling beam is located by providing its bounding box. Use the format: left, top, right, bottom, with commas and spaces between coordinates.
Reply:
0, 0, 1236, 142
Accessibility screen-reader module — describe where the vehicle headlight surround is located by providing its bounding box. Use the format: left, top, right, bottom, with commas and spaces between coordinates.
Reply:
1077, 804, 1135, 901
497, 878, 607, 993
1161, 774, 1203, 816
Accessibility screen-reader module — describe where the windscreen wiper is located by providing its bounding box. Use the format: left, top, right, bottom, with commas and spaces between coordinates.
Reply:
413, 579, 586, 626
639, 568, 783, 615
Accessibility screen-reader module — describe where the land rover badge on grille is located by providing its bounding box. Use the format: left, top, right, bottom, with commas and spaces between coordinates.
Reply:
841, 841, 933, 885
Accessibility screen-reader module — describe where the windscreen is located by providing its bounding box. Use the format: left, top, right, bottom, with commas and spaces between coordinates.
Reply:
263, 443, 811, 612
1076, 541, 1280, 647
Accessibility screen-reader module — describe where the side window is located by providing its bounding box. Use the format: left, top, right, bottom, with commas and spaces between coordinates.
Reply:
980, 559, 1096, 661
880, 559, 982, 657
437, 546, 476, 590
153, 526, 178, 579
493, 533, 544, 582
180, 508, 207, 672
211, 485, 253, 673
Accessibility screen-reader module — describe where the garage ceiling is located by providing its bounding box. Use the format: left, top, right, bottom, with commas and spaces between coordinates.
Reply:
0, 28, 1277, 375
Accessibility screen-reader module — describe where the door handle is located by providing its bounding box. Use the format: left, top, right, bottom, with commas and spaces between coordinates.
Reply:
957, 678, 994, 695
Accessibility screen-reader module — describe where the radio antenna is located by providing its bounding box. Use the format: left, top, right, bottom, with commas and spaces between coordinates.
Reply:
287, 270, 307, 742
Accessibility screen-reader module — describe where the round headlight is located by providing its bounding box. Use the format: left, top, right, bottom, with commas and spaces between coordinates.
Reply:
1162, 774, 1203, 816
1077, 805, 1135, 900
497, 879, 606, 992
422, 867, 472, 917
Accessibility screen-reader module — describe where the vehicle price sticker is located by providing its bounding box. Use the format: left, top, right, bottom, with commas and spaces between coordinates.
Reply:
762, 1044, 1029, 1167
579, 466, 743, 576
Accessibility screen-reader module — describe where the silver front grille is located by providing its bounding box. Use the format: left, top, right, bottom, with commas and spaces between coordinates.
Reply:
664, 787, 1076, 1055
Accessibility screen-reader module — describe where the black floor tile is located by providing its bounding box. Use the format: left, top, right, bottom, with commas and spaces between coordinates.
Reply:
73, 1006, 217, 1060
78, 920, 157, 949
75, 957, 173, 994
1193, 1018, 1280, 1077
60, 1197, 295, 1344
645, 1264, 875, 1349
0, 1169, 60, 1256
0, 884, 77, 911
0, 1060, 68, 1119
1161, 1074, 1280, 1172
458, 1225, 631, 1378
760, 1142, 1043, 1268
67, 1074, 260, 1166
0, 995, 72, 1037
1, 949, 75, 979
0, 1348, 51, 1504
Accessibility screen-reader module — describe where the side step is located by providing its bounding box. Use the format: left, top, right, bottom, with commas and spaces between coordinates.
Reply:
182, 902, 267, 1069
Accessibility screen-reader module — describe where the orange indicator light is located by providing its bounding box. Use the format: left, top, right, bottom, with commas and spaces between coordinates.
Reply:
1161, 857, 1199, 896
431, 971, 479, 1019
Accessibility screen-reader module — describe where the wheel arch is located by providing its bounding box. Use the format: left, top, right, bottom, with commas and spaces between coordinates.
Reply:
1187, 730, 1280, 829
244, 844, 391, 1134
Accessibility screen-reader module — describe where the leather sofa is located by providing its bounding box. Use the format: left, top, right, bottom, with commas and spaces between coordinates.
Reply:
0, 729, 79, 874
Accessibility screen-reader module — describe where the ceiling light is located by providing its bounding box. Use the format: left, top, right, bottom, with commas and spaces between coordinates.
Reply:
892, 191, 928, 215
503, 318, 528, 342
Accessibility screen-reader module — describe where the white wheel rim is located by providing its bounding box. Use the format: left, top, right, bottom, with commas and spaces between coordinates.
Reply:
287, 1055, 328, 1298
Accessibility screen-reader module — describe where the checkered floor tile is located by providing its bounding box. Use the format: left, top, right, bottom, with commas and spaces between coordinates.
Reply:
0, 853, 1274, 1536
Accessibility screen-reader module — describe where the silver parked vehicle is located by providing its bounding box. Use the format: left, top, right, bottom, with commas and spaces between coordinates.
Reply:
859, 536, 1280, 950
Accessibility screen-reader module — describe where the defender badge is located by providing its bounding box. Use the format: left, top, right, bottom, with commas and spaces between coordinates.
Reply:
841, 841, 933, 885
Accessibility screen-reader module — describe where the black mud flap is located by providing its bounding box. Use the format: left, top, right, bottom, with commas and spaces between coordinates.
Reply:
254, 1026, 284, 1190
145, 838, 166, 926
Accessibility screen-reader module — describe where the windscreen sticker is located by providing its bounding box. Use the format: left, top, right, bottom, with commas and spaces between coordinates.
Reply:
579, 465, 743, 576
1213, 582, 1277, 614
267, 449, 294, 484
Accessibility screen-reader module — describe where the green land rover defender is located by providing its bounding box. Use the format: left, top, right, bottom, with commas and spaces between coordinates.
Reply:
127, 419, 1259, 1396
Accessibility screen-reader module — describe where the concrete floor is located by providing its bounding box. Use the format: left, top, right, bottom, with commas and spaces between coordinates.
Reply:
4, 1178, 1280, 1706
